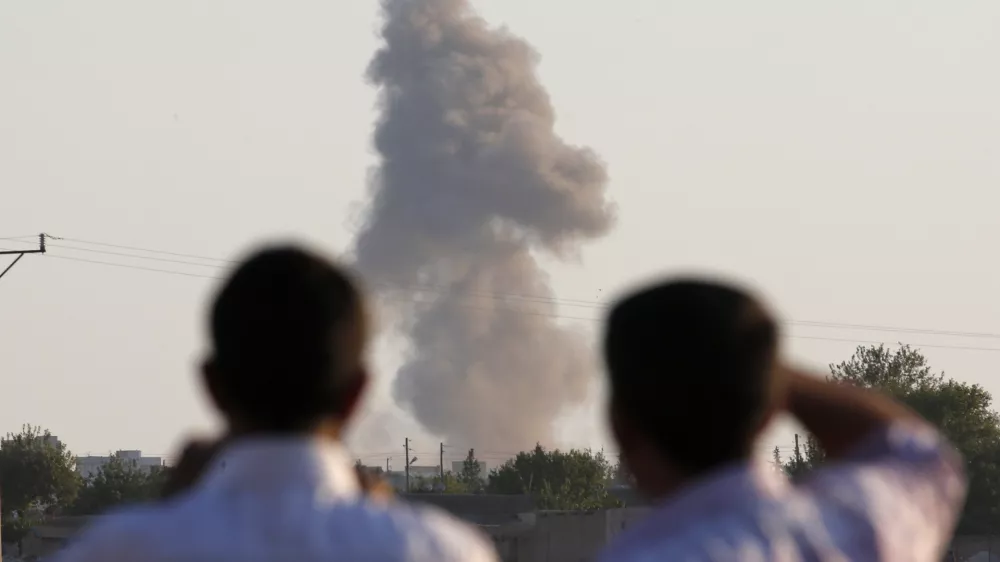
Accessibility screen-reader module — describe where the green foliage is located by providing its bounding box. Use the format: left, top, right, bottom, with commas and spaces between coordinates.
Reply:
69, 453, 167, 515
0, 425, 80, 553
407, 472, 469, 494
458, 449, 484, 493
783, 434, 824, 477
829, 343, 943, 395
1, 512, 39, 556
440, 471, 470, 494
0, 425, 80, 515
613, 458, 634, 486
790, 344, 1000, 534
487, 444, 620, 510
408, 474, 432, 493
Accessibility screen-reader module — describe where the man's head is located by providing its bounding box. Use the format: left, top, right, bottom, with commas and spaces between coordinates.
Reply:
204, 246, 368, 435
603, 279, 779, 494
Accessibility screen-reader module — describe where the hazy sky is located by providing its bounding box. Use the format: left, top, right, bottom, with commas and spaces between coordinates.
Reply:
2, 1, 999, 468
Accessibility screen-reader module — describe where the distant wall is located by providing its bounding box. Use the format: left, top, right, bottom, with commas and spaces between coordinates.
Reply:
484, 508, 653, 562
403, 494, 535, 525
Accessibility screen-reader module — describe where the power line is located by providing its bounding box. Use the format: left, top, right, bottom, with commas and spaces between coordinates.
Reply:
45, 243, 226, 268
0, 234, 47, 281
32, 236, 1000, 335
37, 236, 602, 307
38, 252, 1000, 351
24, 235, 1000, 352
57, 236, 237, 263
43, 254, 220, 280
791, 335, 1000, 353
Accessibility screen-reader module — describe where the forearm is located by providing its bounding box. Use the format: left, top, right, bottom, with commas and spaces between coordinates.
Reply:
785, 368, 920, 459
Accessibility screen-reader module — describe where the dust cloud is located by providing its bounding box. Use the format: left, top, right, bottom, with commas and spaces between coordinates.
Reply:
353, 0, 616, 452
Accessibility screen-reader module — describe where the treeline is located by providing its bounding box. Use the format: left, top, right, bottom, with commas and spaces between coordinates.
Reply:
775, 344, 1000, 535
0, 428, 171, 548
2, 344, 995, 546
400, 445, 627, 511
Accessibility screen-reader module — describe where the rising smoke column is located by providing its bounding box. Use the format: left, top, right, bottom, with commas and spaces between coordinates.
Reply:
353, 0, 616, 452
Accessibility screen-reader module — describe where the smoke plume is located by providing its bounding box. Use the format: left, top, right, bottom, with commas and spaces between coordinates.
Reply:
353, 0, 616, 452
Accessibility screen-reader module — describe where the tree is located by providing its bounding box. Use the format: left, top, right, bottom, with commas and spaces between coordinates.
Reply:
408, 472, 470, 494
458, 449, 484, 493
0, 426, 80, 514
441, 472, 469, 493
2, 514, 38, 557
0, 425, 80, 553
783, 434, 824, 477
613, 457, 634, 487
794, 344, 1000, 534
830, 343, 943, 395
70, 453, 165, 515
487, 444, 620, 510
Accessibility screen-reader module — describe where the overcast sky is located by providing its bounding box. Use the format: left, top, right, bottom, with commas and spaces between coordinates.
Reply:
2, 0, 998, 468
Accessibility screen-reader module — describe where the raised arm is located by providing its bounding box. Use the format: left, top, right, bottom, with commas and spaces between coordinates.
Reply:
785, 367, 967, 559
785, 367, 919, 459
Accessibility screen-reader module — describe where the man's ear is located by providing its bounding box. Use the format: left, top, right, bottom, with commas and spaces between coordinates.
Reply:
339, 367, 369, 421
754, 404, 779, 439
609, 396, 634, 451
202, 357, 228, 416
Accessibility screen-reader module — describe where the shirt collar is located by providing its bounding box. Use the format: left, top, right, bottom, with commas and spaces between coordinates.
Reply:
197, 437, 362, 500
628, 460, 790, 542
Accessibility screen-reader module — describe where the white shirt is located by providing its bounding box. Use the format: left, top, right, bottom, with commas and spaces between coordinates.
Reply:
51, 438, 499, 562
598, 422, 967, 562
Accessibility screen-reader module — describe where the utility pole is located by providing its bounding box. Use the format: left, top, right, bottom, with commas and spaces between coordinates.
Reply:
794, 433, 802, 464
404, 438, 410, 493
0, 234, 46, 282
439, 442, 445, 480
386, 457, 390, 472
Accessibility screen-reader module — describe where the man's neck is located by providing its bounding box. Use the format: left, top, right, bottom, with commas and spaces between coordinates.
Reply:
635, 457, 753, 504
226, 418, 344, 442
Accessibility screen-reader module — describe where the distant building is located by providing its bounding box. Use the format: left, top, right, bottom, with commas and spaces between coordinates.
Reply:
1, 433, 63, 449
381, 465, 441, 492
76, 450, 164, 479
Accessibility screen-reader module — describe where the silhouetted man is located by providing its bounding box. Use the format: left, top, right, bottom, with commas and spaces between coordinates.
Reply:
599, 279, 966, 561
53, 246, 498, 562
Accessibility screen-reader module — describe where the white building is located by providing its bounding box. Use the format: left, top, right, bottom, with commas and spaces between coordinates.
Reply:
376, 465, 442, 492
76, 450, 164, 479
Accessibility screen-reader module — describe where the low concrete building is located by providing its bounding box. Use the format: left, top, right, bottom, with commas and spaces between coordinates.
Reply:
76, 450, 164, 479
17, 517, 92, 559
404, 494, 535, 525
484, 508, 652, 562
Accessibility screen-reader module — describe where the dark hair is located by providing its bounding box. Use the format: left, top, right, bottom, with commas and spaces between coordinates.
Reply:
207, 246, 365, 431
603, 279, 778, 474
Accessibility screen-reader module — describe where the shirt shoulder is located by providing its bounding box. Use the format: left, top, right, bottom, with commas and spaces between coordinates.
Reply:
801, 421, 967, 558
803, 421, 966, 505
51, 497, 497, 562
